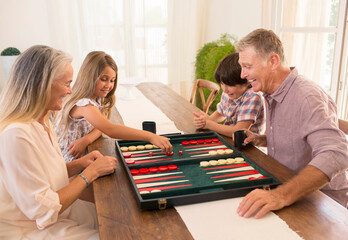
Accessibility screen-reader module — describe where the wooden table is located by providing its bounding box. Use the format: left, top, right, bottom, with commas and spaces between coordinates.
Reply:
89, 82, 348, 240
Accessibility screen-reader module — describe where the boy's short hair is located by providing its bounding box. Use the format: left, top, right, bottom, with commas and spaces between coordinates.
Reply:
214, 52, 248, 86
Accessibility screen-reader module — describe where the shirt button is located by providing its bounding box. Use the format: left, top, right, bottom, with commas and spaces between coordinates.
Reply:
270, 126, 273, 130
272, 147, 274, 151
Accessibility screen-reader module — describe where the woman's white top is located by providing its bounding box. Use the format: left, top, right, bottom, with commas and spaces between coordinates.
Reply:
0, 122, 99, 239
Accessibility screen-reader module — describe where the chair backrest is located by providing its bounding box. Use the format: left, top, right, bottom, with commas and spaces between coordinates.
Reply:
190, 79, 220, 113
338, 118, 348, 134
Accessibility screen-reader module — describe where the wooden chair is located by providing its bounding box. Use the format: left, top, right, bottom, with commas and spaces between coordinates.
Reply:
190, 79, 220, 113
338, 118, 348, 134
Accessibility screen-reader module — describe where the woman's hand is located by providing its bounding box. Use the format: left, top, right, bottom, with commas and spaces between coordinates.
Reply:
87, 155, 117, 181
75, 150, 103, 169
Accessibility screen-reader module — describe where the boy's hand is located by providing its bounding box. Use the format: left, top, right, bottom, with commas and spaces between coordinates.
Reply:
193, 111, 207, 129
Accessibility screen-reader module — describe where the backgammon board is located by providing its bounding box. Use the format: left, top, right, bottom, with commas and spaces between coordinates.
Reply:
115, 132, 281, 210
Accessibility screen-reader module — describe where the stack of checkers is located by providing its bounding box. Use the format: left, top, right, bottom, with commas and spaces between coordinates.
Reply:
181, 138, 220, 145
120, 144, 159, 152
200, 157, 245, 167
208, 149, 233, 156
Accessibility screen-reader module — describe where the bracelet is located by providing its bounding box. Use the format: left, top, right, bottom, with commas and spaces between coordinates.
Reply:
79, 173, 89, 188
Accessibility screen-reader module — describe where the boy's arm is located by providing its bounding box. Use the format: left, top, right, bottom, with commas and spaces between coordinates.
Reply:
208, 111, 226, 123
193, 111, 226, 130
205, 120, 253, 137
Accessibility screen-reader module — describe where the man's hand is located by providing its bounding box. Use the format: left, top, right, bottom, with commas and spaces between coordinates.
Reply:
237, 166, 329, 219
243, 129, 267, 147
237, 188, 287, 219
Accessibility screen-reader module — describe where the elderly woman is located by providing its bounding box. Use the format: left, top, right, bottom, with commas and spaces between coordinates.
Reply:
0, 45, 117, 239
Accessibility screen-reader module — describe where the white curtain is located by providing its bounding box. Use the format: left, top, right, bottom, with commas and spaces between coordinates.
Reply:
280, 0, 332, 90
47, 0, 127, 80
262, 0, 332, 90
46, 0, 86, 80
45, 0, 208, 100
167, 0, 208, 99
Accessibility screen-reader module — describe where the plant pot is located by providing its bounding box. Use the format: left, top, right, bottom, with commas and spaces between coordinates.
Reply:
1, 55, 18, 80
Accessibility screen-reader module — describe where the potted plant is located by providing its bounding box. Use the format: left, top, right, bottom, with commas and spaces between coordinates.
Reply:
1, 47, 21, 79
194, 34, 237, 113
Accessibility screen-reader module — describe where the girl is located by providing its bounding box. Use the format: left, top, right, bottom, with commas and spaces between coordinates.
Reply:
193, 52, 265, 137
55, 51, 172, 162
0, 45, 116, 239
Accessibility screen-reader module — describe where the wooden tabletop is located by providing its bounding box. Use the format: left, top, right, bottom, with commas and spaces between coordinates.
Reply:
89, 82, 348, 240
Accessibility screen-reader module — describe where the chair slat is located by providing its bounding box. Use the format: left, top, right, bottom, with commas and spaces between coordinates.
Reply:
190, 79, 220, 113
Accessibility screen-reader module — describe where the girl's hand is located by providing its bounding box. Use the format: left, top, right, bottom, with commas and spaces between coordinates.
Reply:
193, 111, 208, 129
68, 138, 89, 158
149, 135, 173, 153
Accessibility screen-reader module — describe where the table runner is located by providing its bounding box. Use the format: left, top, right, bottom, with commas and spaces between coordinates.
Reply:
115, 84, 303, 240
115, 84, 181, 135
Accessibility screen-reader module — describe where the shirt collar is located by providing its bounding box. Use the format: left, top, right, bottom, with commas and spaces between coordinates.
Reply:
233, 87, 252, 104
264, 67, 297, 103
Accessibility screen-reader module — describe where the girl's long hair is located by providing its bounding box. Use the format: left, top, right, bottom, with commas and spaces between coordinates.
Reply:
0, 45, 72, 132
56, 51, 118, 139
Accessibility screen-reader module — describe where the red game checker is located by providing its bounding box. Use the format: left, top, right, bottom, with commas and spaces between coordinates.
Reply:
189, 140, 197, 145
205, 139, 212, 143
165, 151, 174, 156
158, 166, 168, 171
178, 151, 183, 155
130, 169, 139, 175
139, 168, 149, 174
212, 138, 220, 143
126, 159, 135, 164
123, 153, 132, 158
181, 141, 190, 145
197, 139, 205, 144
168, 165, 178, 170
149, 152, 153, 157
149, 167, 158, 173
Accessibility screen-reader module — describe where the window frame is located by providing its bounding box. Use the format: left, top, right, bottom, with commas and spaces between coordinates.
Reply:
271, 0, 347, 108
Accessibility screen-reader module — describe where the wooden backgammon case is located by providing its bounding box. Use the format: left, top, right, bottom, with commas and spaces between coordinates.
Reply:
115, 132, 281, 210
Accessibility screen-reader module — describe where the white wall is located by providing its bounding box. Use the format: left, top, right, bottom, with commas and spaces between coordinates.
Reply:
0, 0, 52, 89
204, 0, 262, 43
0, 0, 263, 90
0, 0, 51, 49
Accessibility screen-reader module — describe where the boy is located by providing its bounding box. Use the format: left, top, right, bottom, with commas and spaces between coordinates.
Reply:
193, 52, 265, 137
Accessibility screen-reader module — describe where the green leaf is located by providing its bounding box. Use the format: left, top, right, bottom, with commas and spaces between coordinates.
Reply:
194, 33, 237, 113
1, 47, 21, 56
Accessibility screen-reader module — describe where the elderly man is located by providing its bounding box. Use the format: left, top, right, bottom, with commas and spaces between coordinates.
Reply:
235, 29, 348, 219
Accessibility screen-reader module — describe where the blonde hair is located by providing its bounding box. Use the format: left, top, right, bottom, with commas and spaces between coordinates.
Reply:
0, 45, 72, 132
57, 51, 118, 139
235, 28, 285, 63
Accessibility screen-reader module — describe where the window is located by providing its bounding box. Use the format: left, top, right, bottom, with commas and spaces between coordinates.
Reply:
270, 0, 347, 118
336, 16, 348, 119
82, 0, 168, 83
